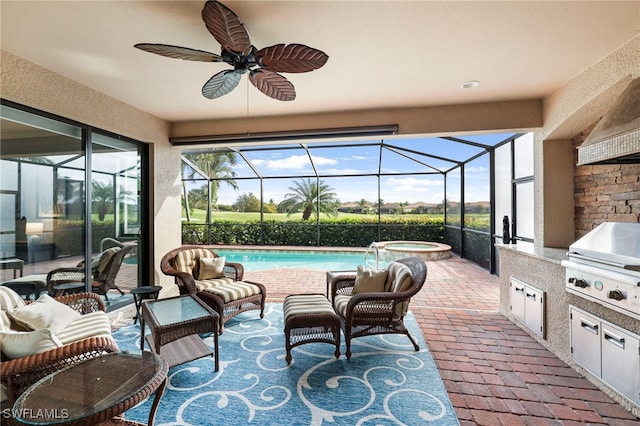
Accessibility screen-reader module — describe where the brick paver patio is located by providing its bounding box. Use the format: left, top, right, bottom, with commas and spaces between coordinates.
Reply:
245, 256, 639, 425
6, 253, 638, 424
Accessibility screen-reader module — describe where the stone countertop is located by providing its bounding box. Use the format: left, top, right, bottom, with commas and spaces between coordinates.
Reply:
496, 243, 569, 265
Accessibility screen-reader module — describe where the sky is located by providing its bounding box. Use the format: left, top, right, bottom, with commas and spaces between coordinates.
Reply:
186, 132, 525, 207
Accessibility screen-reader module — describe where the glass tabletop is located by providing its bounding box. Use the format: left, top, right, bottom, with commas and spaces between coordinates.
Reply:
145, 294, 213, 325
13, 352, 166, 425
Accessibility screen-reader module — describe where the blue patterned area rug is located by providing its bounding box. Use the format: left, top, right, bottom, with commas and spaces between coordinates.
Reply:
112, 303, 459, 426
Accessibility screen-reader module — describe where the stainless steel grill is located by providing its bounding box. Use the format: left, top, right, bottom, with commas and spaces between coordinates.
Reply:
561, 222, 640, 320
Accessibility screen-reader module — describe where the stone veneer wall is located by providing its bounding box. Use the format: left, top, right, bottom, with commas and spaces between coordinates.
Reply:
572, 131, 640, 240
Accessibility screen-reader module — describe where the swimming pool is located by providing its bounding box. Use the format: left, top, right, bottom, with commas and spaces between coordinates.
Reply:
213, 249, 384, 272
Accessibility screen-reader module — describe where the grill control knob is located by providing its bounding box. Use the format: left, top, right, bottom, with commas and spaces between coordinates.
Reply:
574, 279, 588, 288
607, 289, 625, 301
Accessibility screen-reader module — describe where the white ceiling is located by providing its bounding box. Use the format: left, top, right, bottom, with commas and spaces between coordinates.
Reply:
1, 1, 639, 123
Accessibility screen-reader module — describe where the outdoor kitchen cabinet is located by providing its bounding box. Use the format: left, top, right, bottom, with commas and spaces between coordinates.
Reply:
571, 306, 640, 407
510, 277, 545, 337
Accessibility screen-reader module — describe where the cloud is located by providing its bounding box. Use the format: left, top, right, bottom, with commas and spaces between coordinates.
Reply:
253, 154, 337, 170
386, 176, 442, 188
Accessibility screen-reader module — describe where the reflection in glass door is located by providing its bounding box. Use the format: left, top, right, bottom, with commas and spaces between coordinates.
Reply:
0, 104, 85, 292
90, 133, 142, 303
1, 102, 145, 311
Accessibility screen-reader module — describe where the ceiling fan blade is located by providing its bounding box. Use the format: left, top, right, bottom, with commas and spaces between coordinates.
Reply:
202, 70, 242, 99
249, 69, 296, 101
201, 1, 251, 56
134, 43, 222, 62
256, 44, 328, 73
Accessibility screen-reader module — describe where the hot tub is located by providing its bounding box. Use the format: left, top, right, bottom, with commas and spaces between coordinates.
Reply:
377, 241, 452, 261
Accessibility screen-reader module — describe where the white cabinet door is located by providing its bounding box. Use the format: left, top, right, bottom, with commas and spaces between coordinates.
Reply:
601, 324, 640, 406
524, 286, 544, 337
570, 308, 602, 377
510, 278, 526, 323
511, 278, 545, 337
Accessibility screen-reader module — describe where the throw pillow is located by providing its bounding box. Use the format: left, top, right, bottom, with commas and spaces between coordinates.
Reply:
96, 247, 120, 278
0, 328, 63, 359
7, 294, 81, 334
352, 265, 388, 294
198, 257, 226, 280
0, 286, 26, 311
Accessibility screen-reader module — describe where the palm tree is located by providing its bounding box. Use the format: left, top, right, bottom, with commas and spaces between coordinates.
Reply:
279, 178, 339, 221
183, 152, 239, 223
92, 181, 134, 222
92, 181, 114, 221
357, 198, 370, 214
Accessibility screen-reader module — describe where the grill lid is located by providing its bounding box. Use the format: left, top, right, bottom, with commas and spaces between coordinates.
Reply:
568, 222, 640, 270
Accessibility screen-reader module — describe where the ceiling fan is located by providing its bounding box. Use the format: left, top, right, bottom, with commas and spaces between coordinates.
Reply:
134, 0, 328, 101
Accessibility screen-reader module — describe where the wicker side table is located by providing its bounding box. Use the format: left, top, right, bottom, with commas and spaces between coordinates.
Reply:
283, 293, 341, 364
141, 294, 219, 371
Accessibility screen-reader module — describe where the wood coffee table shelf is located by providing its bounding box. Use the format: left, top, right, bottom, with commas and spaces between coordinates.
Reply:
141, 294, 220, 371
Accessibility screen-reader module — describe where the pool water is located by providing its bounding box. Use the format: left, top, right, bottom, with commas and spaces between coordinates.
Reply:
214, 249, 385, 272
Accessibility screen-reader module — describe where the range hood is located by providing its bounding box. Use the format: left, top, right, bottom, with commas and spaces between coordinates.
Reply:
577, 76, 640, 165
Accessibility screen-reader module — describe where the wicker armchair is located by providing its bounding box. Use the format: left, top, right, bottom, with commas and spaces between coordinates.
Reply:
1, 292, 119, 405
160, 245, 266, 332
46, 245, 134, 299
330, 256, 427, 359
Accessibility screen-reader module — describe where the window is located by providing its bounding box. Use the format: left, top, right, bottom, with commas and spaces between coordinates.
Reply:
0, 101, 147, 309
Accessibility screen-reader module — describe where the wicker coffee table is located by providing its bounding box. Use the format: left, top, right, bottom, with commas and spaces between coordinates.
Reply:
141, 294, 220, 371
13, 352, 168, 426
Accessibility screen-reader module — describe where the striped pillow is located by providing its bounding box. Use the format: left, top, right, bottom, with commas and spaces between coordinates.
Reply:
283, 294, 334, 319
0, 286, 26, 311
195, 277, 234, 291
203, 281, 261, 303
55, 311, 112, 345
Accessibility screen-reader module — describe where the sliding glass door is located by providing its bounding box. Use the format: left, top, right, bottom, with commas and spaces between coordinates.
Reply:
0, 102, 146, 309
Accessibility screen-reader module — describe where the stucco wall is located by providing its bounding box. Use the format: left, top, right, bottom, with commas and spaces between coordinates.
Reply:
535, 35, 640, 248
497, 247, 570, 361
171, 100, 542, 141
1, 49, 181, 292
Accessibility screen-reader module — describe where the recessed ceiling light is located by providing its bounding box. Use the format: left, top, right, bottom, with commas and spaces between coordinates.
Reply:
461, 80, 479, 89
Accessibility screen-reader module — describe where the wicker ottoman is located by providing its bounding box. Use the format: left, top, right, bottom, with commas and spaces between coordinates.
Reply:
283, 293, 341, 364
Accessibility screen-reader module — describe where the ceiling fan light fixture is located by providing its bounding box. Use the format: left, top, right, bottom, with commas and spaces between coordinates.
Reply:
461, 80, 479, 89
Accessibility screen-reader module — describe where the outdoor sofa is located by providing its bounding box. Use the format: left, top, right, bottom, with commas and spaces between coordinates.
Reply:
0, 287, 118, 405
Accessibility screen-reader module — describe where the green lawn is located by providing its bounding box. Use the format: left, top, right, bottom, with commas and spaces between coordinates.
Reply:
183, 209, 371, 222
182, 208, 443, 223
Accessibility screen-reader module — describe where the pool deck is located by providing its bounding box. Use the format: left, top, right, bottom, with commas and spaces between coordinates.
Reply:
243, 256, 638, 424
213, 244, 370, 252
5, 251, 637, 423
